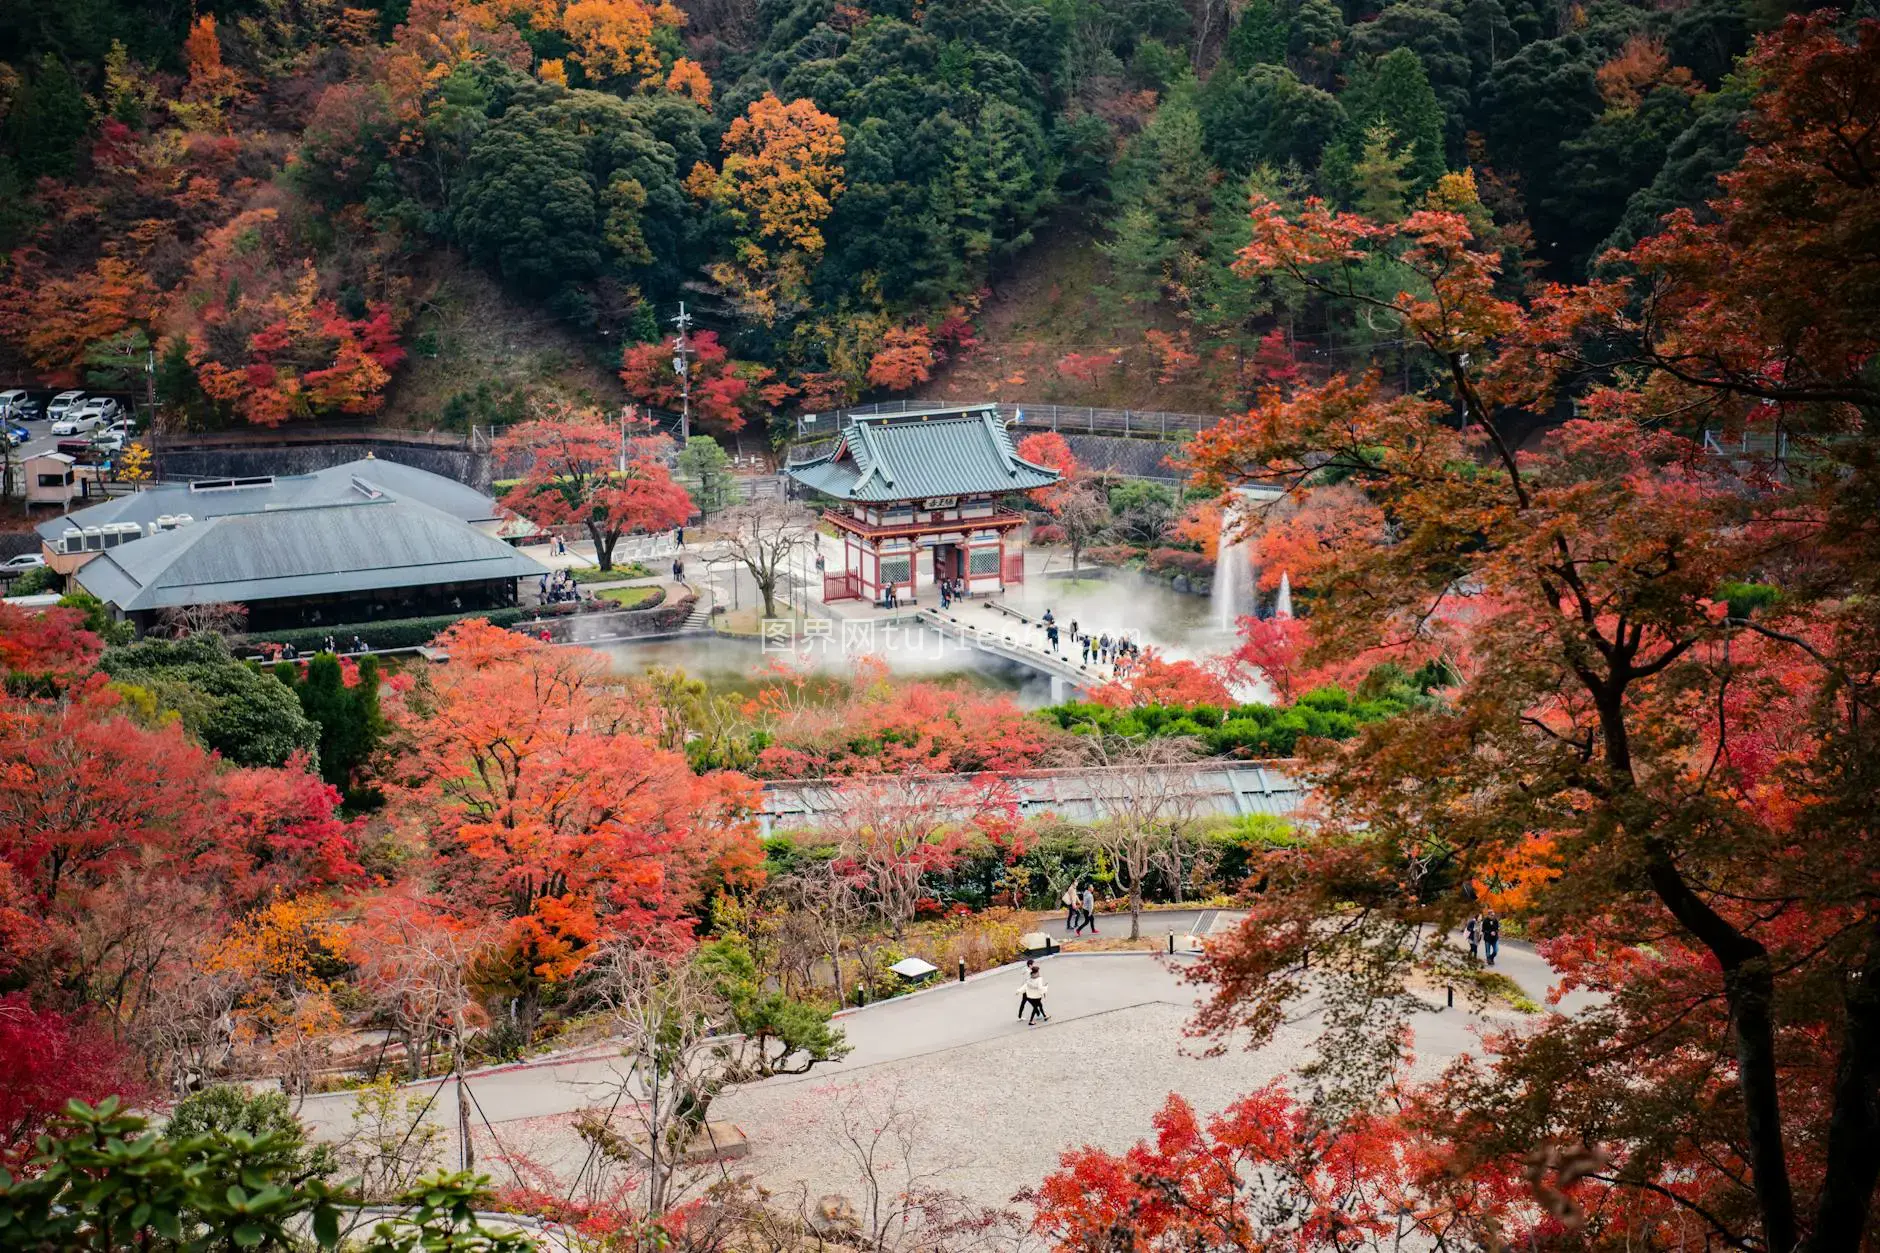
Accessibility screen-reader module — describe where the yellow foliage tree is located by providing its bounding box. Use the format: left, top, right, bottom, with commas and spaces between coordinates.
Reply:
561, 0, 680, 84
693, 92, 844, 322
665, 56, 712, 109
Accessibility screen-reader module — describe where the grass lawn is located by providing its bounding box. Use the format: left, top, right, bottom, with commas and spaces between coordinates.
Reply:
569, 562, 651, 584
598, 586, 662, 609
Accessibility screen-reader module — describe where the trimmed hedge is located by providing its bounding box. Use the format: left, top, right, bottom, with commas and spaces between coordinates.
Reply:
1041, 684, 1416, 758
239, 590, 691, 654
242, 609, 534, 654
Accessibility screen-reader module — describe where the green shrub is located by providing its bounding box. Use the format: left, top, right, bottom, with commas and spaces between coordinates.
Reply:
101, 634, 320, 767
8, 564, 54, 594
1206, 814, 1300, 889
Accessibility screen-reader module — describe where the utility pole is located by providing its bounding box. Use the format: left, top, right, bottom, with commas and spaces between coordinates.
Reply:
145, 347, 161, 483
671, 303, 693, 445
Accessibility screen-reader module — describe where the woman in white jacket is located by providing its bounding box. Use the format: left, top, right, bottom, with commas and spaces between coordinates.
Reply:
1017, 965, 1049, 1025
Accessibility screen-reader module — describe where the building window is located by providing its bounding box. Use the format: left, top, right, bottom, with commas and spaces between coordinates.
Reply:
968, 548, 1002, 575
880, 556, 911, 585
36, 473, 67, 488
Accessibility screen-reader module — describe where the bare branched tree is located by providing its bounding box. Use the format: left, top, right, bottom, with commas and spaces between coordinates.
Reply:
1083, 738, 1205, 939
834, 775, 964, 939
155, 601, 248, 638
777, 859, 866, 1003
716, 502, 815, 618
587, 942, 848, 1218
349, 905, 493, 1081
808, 1082, 1032, 1253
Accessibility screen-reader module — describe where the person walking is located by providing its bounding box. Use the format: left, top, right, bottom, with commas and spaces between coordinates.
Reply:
1061, 882, 1081, 932
1046, 622, 1060, 654
1080, 884, 1098, 935
1483, 912, 1501, 965
816, 552, 826, 575
1464, 916, 1479, 960
1017, 961, 1041, 1021
1019, 965, 1050, 1024
675, 526, 685, 547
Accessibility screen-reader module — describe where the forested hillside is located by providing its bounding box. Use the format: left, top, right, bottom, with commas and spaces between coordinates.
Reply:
0, 0, 1771, 437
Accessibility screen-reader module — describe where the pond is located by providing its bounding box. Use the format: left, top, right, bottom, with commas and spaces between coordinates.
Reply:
594, 628, 1062, 705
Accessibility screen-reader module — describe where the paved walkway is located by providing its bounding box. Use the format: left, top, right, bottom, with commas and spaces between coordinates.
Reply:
294, 947, 1588, 1208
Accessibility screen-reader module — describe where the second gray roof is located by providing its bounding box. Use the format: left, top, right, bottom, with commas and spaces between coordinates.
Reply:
786, 411, 1060, 501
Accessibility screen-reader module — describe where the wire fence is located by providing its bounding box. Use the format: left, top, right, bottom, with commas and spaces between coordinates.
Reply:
798, 400, 1225, 441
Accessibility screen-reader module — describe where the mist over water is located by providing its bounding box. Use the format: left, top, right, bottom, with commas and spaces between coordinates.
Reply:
594, 629, 1061, 705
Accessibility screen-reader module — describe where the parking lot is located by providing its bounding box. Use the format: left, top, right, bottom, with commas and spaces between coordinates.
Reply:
3, 388, 140, 465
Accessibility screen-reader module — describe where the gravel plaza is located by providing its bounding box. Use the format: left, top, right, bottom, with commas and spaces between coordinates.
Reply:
297, 945, 1570, 1212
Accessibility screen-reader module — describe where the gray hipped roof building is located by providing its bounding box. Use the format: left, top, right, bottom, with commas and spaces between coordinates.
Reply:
48, 457, 549, 631
787, 410, 1060, 501
74, 494, 547, 614
35, 455, 514, 546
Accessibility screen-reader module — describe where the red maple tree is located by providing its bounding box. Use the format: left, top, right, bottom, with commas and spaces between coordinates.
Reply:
1176, 17, 1880, 1251
494, 403, 695, 570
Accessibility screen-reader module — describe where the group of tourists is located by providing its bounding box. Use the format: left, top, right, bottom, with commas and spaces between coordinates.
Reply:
938, 577, 969, 609
1036, 609, 1142, 672
1059, 881, 1100, 934
538, 571, 588, 605
275, 635, 368, 660
671, 557, 686, 583
1464, 912, 1502, 965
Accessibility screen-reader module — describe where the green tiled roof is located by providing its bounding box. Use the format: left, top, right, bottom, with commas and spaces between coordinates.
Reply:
786, 411, 1059, 501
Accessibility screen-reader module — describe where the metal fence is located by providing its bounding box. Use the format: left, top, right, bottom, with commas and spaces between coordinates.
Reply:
798, 400, 1224, 441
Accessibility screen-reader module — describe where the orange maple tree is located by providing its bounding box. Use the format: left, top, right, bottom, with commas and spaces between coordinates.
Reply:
390, 621, 761, 1035
690, 92, 845, 321
864, 324, 939, 392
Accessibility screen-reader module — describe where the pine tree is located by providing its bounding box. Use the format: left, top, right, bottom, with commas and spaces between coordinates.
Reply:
1351, 121, 1415, 223
1340, 48, 1448, 192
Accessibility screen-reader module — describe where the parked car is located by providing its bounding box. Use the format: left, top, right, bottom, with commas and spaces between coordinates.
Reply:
3, 421, 27, 446
45, 390, 86, 422
89, 431, 125, 455
51, 401, 111, 436
0, 389, 39, 419
102, 418, 138, 441
1, 553, 45, 572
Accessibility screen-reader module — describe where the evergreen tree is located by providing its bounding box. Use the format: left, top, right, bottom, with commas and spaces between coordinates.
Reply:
1350, 120, 1414, 222
1345, 4, 1472, 151
1338, 48, 1447, 191
1286, 0, 1346, 88
5, 55, 89, 179
288, 653, 381, 795
1136, 94, 1215, 247
677, 435, 739, 517
1199, 63, 1345, 177
1227, 0, 1289, 69
1104, 91, 1217, 308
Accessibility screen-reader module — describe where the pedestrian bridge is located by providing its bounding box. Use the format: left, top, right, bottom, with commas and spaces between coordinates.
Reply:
915, 601, 1110, 703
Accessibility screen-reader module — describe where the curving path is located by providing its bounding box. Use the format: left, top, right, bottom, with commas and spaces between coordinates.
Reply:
295, 945, 1586, 1210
